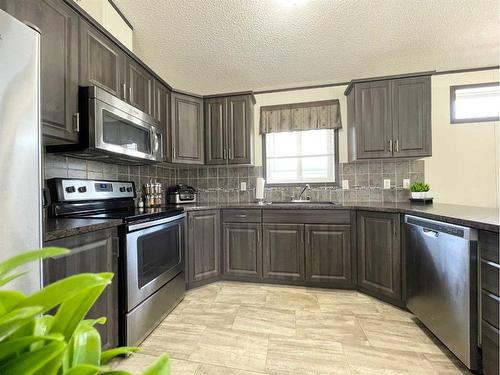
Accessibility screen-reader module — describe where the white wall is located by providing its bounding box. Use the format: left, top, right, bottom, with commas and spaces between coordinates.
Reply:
73, 0, 133, 51
253, 69, 500, 208
426, 70, 499, 208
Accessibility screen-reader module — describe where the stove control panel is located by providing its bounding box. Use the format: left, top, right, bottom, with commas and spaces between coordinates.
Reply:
48, 178, 136, 202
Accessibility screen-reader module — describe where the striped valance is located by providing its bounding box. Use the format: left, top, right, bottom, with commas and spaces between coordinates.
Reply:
260, 99, 342, 134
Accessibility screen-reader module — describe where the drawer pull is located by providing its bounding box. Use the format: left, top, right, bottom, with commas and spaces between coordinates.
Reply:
235, 214, 247, 218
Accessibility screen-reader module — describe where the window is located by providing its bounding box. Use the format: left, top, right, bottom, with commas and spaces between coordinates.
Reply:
265, 129, 338, 184
450, 82, 500, 123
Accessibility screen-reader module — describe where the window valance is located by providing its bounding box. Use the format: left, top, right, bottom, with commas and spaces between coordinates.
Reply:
260, 99, 342, 134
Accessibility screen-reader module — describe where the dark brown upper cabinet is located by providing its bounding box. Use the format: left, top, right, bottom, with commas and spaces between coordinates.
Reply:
153, 81, 171, 161
347, 75, 431, 160
357, 211, 402, 304
123, 57, 154, 116
1, 0, 79, 144
205, 95, 254, 165
305, 224, 353, 287
171, 92, 204, 164
79, 18, 124, 99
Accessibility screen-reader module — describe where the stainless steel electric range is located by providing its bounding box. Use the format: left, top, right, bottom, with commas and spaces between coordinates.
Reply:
47, 178, 186, 345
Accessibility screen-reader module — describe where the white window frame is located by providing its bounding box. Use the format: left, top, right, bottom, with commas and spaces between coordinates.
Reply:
450, 82, 500, 124
264, 129, 338, 185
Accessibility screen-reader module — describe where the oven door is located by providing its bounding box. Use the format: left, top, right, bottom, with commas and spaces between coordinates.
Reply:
91, 97, 161, 163
125, 214, 185, 310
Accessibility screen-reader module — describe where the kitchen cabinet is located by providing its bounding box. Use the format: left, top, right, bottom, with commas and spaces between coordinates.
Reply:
79, 18, 124, 100
123, 57, 154, 116
1, 0, 79, 144
205, 95, 254, 165
223, 222, 262, 280
171, 92, 204, 164
305, 224, 352, 286
153, 81, 171, 161
479, 230, 499, 375
187, 210, 221, 286
262, 224, 305, 282
43, 228, 119, 349
357, 211, 402, 303
346, 75, 431, 160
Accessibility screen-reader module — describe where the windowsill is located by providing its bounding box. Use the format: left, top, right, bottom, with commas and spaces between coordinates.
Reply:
265, 182, 338, 188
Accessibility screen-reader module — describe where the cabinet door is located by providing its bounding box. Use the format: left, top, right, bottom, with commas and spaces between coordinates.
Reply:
357, 211, 401, 302
227, 95, 252, 164
263, 224, 305, 281
391, 77, 432, 158
188, 210, 221, 285
153, 81, 170, 161
171, 93, 204, 164
124, 58, 154, 116
354, 81, 393, 159
79, 19, 124, 99
205, 98, 227, 165
43, 229, 119, 349
1, 0, 79, 144
305, 224, 352, 286
223, 223, 262, 279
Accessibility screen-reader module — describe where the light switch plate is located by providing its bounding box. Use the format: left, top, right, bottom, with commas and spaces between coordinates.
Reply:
240, 181, 247, 191
383, 179, 391, 189
403, 178, 410, 189
342, 180, 349, 190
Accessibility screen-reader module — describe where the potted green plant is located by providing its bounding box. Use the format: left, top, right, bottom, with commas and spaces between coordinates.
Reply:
0, 247, 170, 375
410, 182, 431, 199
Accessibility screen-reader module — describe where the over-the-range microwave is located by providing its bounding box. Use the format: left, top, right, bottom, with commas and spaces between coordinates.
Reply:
47, 86, 163, 165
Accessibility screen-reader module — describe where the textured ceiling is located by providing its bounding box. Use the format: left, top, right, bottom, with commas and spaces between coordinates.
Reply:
114, 0, 499, 95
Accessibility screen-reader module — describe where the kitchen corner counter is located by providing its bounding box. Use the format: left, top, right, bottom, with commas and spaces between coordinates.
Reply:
43, 217, 123, 242
177, 201, 499, 232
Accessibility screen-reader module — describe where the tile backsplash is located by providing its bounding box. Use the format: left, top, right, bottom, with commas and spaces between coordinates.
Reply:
44, 154, 425, 204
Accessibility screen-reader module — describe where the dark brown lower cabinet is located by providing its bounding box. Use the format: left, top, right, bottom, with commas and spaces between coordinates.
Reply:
223, 222, 262, 279
262, 224, 305, 281
187, 210, 221, 286
305, 224, 352, 286
357, 211, 402, 303
43, 228, 119, 349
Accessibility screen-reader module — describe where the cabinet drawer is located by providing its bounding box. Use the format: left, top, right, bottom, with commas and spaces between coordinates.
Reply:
223, 209, 261, 223
480, 230, 499, 264
263, 209, 350, 224
481, 259, 500, 295
482, 321, 499, 375
482, 290, 499, 329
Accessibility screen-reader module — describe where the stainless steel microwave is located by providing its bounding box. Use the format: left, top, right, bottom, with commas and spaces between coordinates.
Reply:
47, 86, 163, 165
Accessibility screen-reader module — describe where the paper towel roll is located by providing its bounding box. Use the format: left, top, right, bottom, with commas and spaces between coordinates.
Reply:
256, 178, 265, 200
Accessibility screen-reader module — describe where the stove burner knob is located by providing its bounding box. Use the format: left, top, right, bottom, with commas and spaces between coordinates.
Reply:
78, 186, 87, 193
126, 187, 133, 192
65, 186, 76, 193
119, 187, 126, 192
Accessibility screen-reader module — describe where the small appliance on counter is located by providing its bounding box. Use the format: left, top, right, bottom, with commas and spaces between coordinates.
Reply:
166, 184, 196, 204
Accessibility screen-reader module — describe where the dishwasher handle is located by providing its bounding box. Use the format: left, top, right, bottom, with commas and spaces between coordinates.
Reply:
422, 227, 439, 238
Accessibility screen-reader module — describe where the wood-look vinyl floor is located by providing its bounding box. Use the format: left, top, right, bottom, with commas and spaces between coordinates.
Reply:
115, 281, 472, 375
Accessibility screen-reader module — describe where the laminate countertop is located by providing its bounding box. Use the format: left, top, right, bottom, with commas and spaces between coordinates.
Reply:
43, 217, 123, 242
177, 201, 500, 232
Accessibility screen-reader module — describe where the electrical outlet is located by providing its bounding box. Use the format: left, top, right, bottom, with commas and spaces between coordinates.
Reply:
383, 179, 391, 189
342, 180, 349, 190
240, 181, 247, 191
403, 178, 410, 189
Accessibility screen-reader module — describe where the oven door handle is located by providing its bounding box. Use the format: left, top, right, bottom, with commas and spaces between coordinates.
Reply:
127, 213, 186, 232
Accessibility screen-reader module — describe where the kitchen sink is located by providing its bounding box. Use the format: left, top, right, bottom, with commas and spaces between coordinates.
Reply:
268, 201, 340, 205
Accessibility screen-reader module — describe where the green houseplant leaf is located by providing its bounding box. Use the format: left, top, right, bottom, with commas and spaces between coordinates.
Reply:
0, 333, 63, 362
141, 355, 170, 375
0, 306, 43, 341
101, 347, 140, 365
0, 290, 27, 316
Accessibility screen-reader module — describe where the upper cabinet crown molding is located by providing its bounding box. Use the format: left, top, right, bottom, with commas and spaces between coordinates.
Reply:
346, 75, 432, 161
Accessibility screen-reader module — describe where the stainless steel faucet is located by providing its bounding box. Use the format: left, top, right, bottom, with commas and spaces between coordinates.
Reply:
295, 184, 311, 201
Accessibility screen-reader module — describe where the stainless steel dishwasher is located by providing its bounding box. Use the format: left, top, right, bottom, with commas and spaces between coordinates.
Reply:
405, 215, 479, 370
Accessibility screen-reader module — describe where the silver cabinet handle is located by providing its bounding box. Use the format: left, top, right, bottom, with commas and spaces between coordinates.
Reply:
395, 139, 400, 152
122, 83, 127, 100
73, 112, 80, 132
229, 148, 233, 160
173, 146, 176, 158
223, 148, 227, 160
235, 214, 247, 218
388, 139, 393, 152
129, 86, 133, 102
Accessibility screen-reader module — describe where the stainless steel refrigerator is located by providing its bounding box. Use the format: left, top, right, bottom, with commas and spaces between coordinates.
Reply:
0, 9, 42, 294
